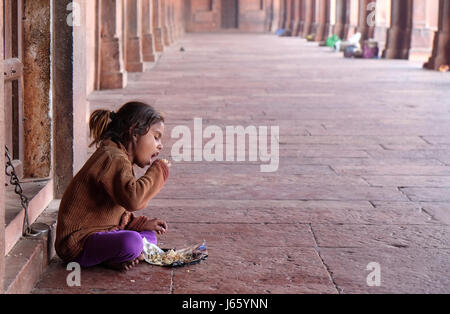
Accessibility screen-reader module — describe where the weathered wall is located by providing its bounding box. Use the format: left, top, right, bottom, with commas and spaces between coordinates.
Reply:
187, 0, 220, 32
239, 0, 268, 32
187, 0, 271, 32
22, 0, 51, 178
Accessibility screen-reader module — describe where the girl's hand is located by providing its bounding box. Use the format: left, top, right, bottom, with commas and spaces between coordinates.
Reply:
144, 218, 168, 235
161, 158, 172, 167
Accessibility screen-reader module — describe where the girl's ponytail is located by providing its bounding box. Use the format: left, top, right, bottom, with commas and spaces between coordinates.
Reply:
89, 110, 113, 148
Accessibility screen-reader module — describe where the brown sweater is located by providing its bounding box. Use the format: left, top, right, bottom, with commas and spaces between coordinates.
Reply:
55, 139, 169, 262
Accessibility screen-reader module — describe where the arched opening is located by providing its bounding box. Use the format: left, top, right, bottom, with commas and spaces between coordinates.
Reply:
221, 0, 239, 28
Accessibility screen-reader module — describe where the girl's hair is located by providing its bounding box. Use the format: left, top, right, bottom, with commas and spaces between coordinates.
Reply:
89, 101, 165, 148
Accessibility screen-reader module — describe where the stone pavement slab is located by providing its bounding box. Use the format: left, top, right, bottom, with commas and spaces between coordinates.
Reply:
319, 247, 450, 294
33, 33, 450, 294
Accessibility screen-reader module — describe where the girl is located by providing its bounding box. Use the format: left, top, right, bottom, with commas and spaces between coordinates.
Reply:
55, 101, 170, 271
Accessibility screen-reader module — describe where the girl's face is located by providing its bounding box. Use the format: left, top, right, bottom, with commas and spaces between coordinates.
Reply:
133, 121, 165, 168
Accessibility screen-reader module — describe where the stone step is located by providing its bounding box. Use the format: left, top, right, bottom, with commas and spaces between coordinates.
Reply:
4, 201, 59, 294
5, 179, 54, 255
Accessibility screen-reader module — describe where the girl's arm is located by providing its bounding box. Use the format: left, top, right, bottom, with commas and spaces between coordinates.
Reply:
99, 156, 169, 211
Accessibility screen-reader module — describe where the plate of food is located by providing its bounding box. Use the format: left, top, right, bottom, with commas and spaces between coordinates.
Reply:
143, 238, 208, 267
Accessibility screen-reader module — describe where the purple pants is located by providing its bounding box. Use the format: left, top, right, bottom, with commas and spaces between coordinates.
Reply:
74, 230, 157, 267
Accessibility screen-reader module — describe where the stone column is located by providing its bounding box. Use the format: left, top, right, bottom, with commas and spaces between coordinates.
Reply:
383, 0, 413, 59
99, 0, 127, 89
302, 0, 315, 37
424, 0, 450, 70
278, 0, 286, 30
52, 0, 74, 197
292, 0, 302, 36
23, 0, 51, 178
299, 0, 306, 35
161, 0, 171, 46
168, 0, 176, 41
334, 0, 349, 39
285, 0, 294, 34
265, 0, 275, 32
125, 0, 144, 72
141, 0, 156, 62
356, 0, 376, 42
152, 0, 164, 52
315, 0, 331, 41
0, 0, 5, 294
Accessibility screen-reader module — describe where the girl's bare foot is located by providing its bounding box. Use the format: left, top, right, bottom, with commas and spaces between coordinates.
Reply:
105, 253, 145, 272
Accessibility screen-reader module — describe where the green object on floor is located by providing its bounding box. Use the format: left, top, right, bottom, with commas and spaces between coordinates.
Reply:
325, 35, 340, 47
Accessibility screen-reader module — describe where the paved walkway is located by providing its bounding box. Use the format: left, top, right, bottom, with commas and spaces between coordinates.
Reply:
33, 33, 450, 294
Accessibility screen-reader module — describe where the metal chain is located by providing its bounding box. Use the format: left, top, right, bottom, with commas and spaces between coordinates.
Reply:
4, 145, 32, 236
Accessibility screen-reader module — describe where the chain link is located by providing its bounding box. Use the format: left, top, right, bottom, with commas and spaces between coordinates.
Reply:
4, 145, 32, 236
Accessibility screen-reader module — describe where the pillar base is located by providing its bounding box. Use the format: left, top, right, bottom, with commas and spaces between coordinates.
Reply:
100, 38, 127, 89
154, 28, 164, 52
292, 21, 301, 36
424, 31, 450, 70
162, 26, 170, 46
100, 71, 127, 90
383, 26, 412, 59
126, 37, 144, 72
142, 33, 156, 62
315, 23, 330, 42
334, 23, 349, 40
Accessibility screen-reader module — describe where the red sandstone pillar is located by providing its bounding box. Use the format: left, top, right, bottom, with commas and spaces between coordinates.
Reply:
99, 0, 127, 89
315, 0, 331, 41
165, 0, 175, 43
383, 0, 413, 59
302, 0, 315, 37
299, 0, 306, 35
125, 0, 144, 72
292, 0, 302, 36
334, 0, 349, 39
169, 0, 177, 41
161, 0, 171, 46
152, 0, 164, 52
424, 0, 450, 70
278, 0, 286, 30
285, 0, 294, 34
141, 0, 156, 62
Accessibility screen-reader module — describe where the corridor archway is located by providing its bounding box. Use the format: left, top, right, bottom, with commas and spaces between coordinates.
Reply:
222, 0, 239, 28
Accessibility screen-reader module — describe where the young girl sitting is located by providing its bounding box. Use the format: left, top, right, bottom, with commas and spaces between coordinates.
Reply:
55, 101, 170, 271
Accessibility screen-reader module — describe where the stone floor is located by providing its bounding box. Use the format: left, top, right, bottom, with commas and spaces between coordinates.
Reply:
33, 33, 450, 294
